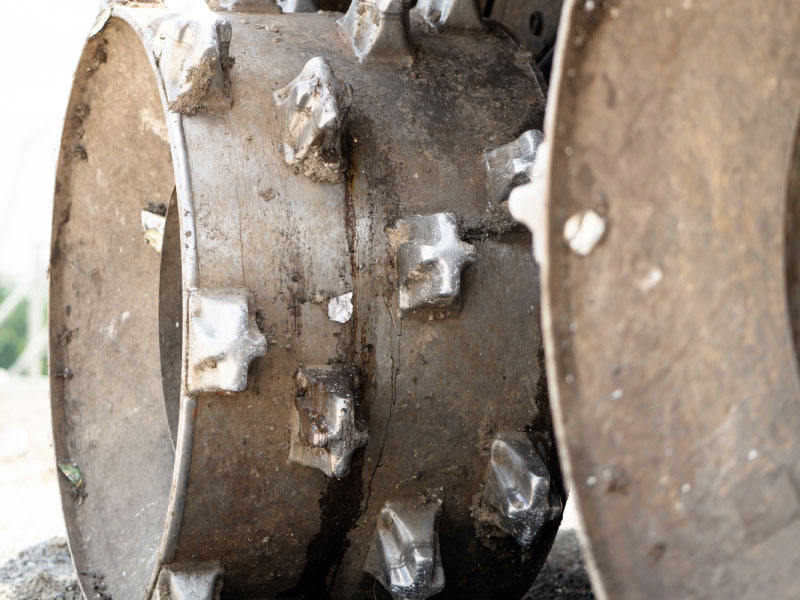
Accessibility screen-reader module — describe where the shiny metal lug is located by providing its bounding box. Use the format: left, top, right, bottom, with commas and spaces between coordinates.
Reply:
187, 289, 267, 394
388, 213, 476, 316
273, 56, 353, 183
155, 565, 223, 600
153, 1, 233, 114
364, 497, 445, 600
483, 431, 561, 547
484, 129, 544, 205
290, 365, 369, 478
277, 0, 318, 11
337, 0, 413, 66
413, 0, 483, 31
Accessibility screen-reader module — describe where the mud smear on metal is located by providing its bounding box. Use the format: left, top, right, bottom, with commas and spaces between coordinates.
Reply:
277, 452, 367, 598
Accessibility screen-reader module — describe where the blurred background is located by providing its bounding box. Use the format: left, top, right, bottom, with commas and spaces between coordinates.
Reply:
0, 0, 99, 562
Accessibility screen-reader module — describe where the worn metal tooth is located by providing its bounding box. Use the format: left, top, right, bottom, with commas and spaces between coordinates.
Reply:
387, 213, 476, 316
290, 365, 369, 477
484, 129, 544, 205
277, 0, 318, 11
273, 57, 353, 184
483, 432, 562, 547
413, 0, 484, 31
186, 289, 267, 394
155, 565, 223, 600
141, 203, 167, 252
364, 498, 445, 600
153, 2, 234, 115
337, 0, 413, 66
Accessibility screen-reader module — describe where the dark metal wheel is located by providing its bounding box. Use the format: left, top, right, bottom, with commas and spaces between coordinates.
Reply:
49, 1, 564, 598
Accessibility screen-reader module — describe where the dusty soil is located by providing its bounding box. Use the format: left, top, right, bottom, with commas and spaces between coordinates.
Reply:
0, 539, 80, 600
0, 530, 593, 600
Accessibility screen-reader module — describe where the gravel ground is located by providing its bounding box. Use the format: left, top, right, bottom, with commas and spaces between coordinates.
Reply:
0, 531, 594, 600
0, 539, 80, 600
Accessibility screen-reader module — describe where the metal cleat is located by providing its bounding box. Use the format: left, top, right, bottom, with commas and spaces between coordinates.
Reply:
364, 498, 445, 600
483, 431, 562, 546
155, 565, 223, 600
274, 57, 353, 183
337, 0, 413, 66
277, 0, 318, 11
484, 129, 544, 205
152, 1, 234, 114
387, 213, 476, 316
414, 0, 484, 31
290, 365, 369, 477
186, 289, 267, 394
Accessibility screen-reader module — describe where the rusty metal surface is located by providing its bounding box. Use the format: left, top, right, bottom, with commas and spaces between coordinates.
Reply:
539, 0, 800, 598
50, 3, 561, 599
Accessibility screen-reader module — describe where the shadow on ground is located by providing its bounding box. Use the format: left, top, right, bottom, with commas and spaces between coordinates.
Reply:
526, 529, 595, 600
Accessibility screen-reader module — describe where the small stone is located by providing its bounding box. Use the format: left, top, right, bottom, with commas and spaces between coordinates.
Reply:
328, 292, 353, 323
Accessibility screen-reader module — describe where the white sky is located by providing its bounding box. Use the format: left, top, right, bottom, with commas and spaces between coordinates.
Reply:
0, 1, 101, 283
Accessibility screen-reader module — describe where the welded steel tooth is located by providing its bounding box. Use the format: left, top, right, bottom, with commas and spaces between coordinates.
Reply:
273, 57, 353, 184
186, 289, 267, 394
364, 498, 445, 600
337, 0, 413, 66
277, 0, 318, 11
290, 365, 369, 477
483, 432, 562, 547
387, 213, 476, 316
152, 3, 234, 114
155, 565, 223, 600
413, 0, 483, 31
484, 129, 544, 205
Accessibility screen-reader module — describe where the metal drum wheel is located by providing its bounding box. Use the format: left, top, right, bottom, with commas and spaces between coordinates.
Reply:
510, 0, 800, 598
49, 1, 563, 598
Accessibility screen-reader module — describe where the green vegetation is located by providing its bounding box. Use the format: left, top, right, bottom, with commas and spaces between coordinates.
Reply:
0, 283, 47, 375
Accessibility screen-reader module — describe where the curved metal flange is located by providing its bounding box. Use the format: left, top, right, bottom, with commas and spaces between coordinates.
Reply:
364, 497, 445, 600
535, 1, 800, 598
96, 1, 234, 115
